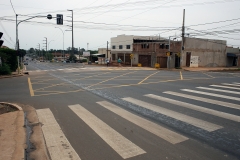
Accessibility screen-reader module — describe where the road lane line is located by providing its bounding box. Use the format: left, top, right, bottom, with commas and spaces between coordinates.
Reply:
210, 85, 240, 90
222, 83, 240, 87
145, 94, 240, 122
164, 91, 240, 110
180, 71, 183, 80
138, 71, 159, 84
86, 71, 136, 88
36, 108, 81, 160
122, 97, 222, 132
201, 72, 215, 78
197, 87, 240, 95
97, 101, 188, 144
69, 104, 146, 159
28, 78, 34, 96
181, 89, 240, 101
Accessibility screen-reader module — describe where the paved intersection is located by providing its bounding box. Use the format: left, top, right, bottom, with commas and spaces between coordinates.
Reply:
5, 61, 240, 159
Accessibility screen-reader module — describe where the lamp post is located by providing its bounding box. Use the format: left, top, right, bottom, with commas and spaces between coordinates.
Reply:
16, 14, 52, 71
55, 27, 65, 60
67, 10, 74, 55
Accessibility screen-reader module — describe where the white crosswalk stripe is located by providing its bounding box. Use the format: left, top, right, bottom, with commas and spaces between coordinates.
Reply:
164, 91, 240, 110
145, 94, 240, 122
210, 85, 240, 90
222, 83, 240, 87
197, 87, 240, 95
97, 101, 188, 144
36, 108, 81, 160
181, 89, 240, 101
69, 104, 146, 159
122, 97, 223, 132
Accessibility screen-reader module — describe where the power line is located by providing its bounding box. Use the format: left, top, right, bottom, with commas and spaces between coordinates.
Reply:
188, 17, 240, 27
9, 0, 16, 15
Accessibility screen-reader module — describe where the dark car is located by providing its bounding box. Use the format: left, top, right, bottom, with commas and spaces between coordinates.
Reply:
24, 62, 28, 65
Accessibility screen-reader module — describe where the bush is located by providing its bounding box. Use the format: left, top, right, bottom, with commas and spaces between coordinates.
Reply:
0, 63, 11, 75
81, 59, 87, 62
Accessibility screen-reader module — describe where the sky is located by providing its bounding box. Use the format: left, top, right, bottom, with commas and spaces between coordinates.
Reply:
0, 0, 240, 51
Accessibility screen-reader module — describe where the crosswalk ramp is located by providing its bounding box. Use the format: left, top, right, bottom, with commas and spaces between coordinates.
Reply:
36, 82, 240, 159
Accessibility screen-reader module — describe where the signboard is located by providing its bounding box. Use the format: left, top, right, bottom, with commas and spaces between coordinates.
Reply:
190, 56, 199, 67
83, 51, 90, 57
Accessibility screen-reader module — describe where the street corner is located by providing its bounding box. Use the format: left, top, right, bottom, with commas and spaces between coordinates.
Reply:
0, 102, 25, 160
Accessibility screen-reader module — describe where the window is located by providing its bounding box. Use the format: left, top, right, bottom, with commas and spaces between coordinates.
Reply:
141, 44, 149, 49
159, 44, 165, 49
112, 45, 116, 49
119, 45, 123, 49
126, 45, 131, 49
165, 44, 169, 49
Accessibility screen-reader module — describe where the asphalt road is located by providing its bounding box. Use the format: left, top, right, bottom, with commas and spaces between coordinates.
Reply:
1, 61, 240, 160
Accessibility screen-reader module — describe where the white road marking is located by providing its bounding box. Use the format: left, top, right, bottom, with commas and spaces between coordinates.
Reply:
69, 104, 146, 159
210, 85, 240, 90
122, 97, 222, 132
181, 89, 240, 101
222, 83, 240, 87
145, 94, 240, 122
197, 87, 240, 95
36, 108, 81, 160
97, 101, 188, 144
164, 91, 240, 110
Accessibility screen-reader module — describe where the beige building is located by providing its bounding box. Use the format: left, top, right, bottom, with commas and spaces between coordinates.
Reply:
182, 37, 227, 67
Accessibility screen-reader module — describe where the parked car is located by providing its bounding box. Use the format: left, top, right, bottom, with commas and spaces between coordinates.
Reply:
24, 62, 28, 65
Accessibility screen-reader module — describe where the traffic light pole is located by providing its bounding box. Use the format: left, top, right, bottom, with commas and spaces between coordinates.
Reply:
16, 15, 52, 72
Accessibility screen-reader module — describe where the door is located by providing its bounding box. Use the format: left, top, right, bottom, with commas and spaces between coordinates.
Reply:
139, 55, 151, 67
157, 56, 167, 68
186, 52, 191, 67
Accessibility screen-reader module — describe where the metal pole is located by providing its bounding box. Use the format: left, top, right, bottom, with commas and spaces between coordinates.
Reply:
16, 14, 20, 74
181, 9, 185, 68
107, 41, 108, 59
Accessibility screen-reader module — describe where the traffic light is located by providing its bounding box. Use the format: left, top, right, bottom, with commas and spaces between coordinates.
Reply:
0, 32, 3, 47
57, 14, 63, 25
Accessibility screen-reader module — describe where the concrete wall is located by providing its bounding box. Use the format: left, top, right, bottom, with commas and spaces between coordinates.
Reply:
111, 35, 134, 52
98, 48, 111, 59
182, 37, 227, 67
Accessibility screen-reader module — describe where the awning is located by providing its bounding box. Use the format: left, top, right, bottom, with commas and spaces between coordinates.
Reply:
227, 53, 238, 57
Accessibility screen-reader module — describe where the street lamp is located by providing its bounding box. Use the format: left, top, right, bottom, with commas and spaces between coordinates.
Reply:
48, 40, 54, 52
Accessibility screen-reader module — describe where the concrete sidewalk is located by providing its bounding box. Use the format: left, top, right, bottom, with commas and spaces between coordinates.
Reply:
0, 105, 25, 160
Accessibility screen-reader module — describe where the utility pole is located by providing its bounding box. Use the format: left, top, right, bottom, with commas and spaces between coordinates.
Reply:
181, 9, 185, 68
107, 41, 108, 59
43, 37, 47, 60
67, 10, 74, 55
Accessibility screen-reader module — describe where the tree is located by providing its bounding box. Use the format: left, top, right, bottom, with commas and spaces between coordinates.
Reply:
0, 48, 18, 72
68, 54, 77, 62
29, 48, 35, 54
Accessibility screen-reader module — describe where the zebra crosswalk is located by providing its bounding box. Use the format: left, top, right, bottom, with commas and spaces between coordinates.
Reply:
37, 82, 240, 159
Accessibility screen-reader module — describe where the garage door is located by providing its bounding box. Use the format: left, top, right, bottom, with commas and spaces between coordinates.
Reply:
139, 55, 151, 67
157, 56, 167, 68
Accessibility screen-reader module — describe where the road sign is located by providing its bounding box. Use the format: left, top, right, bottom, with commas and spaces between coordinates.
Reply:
166, 52, 170, 56
130, 54, 134, 59
47, 14, 52, 20
57, 14, 63, 25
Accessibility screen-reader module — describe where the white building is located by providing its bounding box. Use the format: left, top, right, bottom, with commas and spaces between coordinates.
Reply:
110, 34, 162, 65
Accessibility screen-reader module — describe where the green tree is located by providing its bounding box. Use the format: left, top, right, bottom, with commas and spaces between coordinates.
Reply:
0, 48, 18, 72
69, 54, 77, 62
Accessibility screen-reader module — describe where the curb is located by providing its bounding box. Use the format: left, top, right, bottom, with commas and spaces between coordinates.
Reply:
0, 102, 23, 111
0, 74, 24, 79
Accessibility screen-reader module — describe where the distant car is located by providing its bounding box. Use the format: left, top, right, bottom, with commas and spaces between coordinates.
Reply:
24, 62, 28, 65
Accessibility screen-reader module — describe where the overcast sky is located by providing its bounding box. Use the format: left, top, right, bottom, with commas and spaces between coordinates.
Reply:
1, 0, 240, 51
